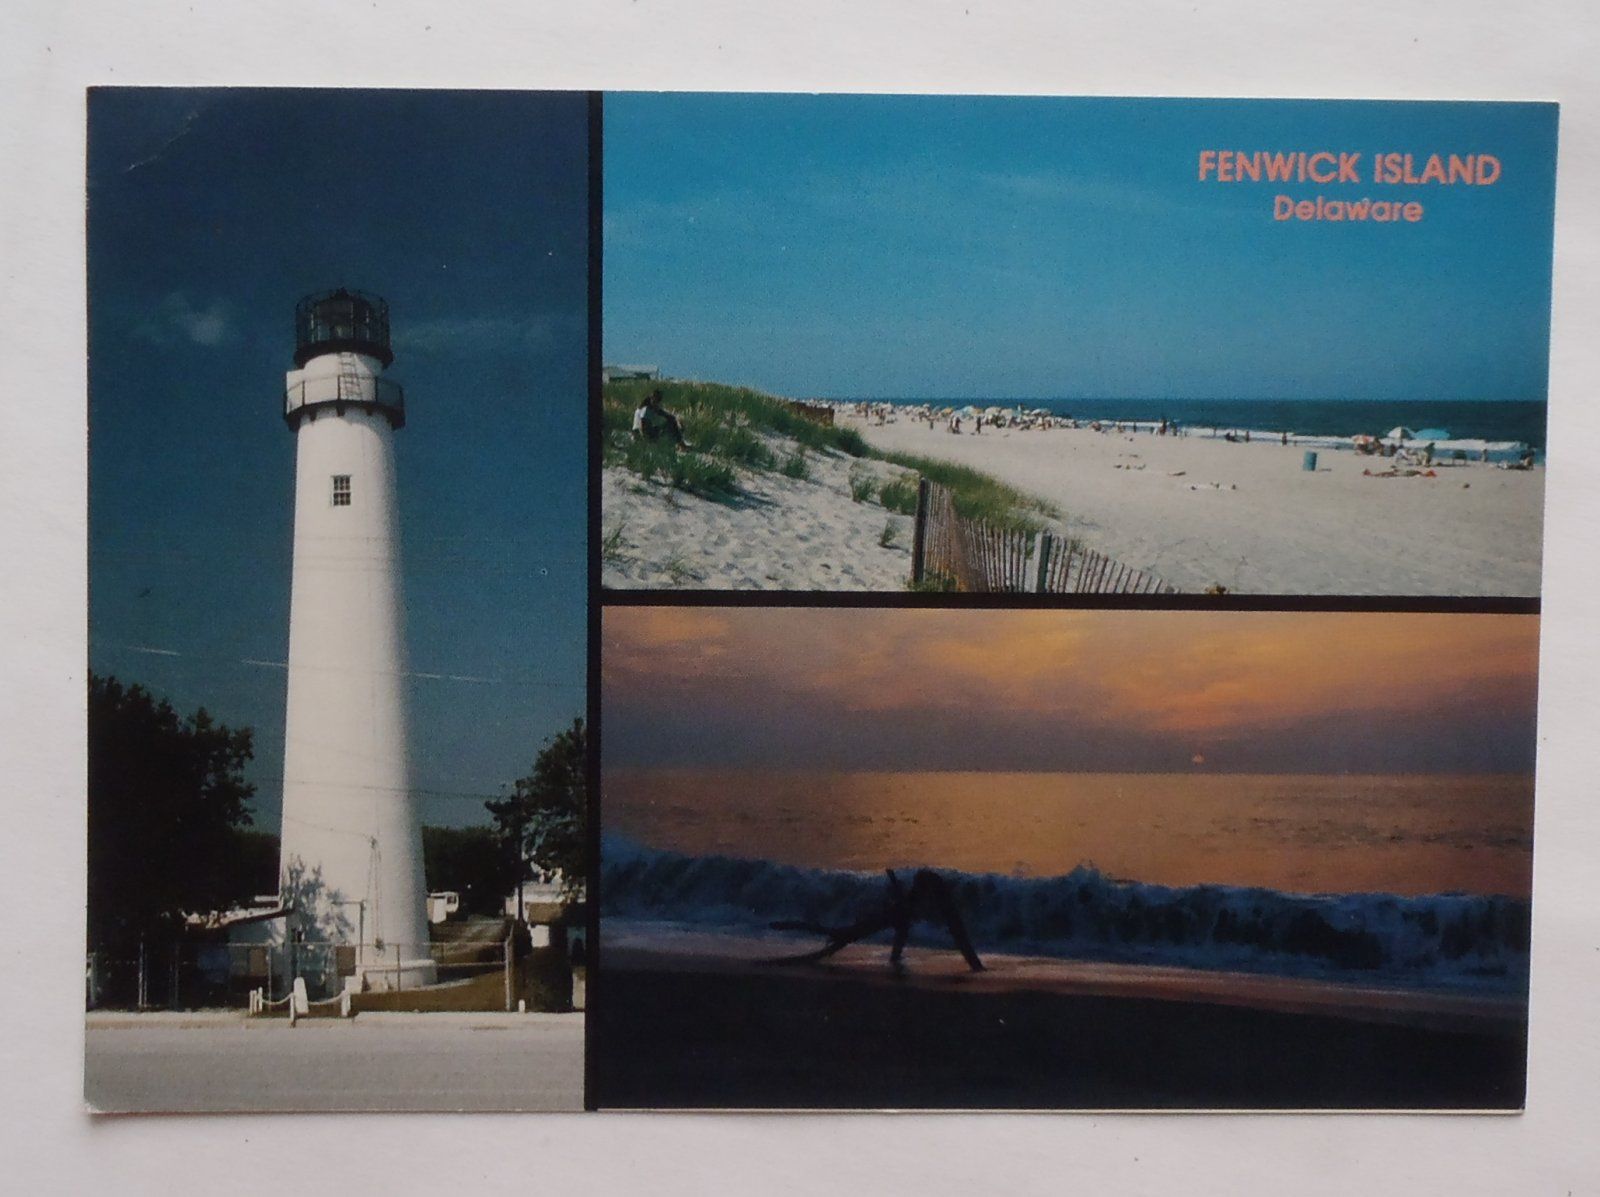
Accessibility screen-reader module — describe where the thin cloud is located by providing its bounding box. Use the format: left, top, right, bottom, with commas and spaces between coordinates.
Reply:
136, 292, 237, 347
396, 311, 581, 356
122, 106, 204, 174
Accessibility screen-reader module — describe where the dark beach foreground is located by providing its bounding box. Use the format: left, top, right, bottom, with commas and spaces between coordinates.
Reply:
591, 955, 1527, 1111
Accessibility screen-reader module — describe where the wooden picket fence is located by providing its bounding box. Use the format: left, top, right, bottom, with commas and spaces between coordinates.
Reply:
910, 479, 1175, 594
786, 400, 835, 427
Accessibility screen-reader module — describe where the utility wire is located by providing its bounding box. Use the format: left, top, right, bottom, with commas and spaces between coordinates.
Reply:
105, 641, 576, 688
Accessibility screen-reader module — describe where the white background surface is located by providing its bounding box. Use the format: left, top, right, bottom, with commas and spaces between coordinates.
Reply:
2, 2, 1597, 1192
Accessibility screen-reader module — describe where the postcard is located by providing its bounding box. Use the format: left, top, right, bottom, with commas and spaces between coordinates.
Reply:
10, 0, 1594, 1186
599, 94, 1556, 596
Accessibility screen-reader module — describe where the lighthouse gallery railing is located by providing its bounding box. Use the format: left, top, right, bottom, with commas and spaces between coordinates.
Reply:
284, 373, 406, 426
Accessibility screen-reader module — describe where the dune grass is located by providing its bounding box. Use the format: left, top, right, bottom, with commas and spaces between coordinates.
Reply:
604, 379, 869, 459
603, 378, 1052, 530
619, 434, 737, 497
876, 450, 1055, 533
876, 475, 919, 515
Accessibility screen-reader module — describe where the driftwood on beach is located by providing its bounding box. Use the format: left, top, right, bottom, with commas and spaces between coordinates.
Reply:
766, 868, 986, 972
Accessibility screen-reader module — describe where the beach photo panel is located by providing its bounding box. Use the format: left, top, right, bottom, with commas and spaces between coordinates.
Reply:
593, 605, 1536, 1110
84, 88, 591, 1112
600, 94, 1556, 597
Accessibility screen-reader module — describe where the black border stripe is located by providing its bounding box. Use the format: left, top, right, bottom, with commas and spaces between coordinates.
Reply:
599, 589, 1539, 615
583, 89, 603, 1113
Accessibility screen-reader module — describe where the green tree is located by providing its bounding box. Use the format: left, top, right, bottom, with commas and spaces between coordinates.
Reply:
228, 827, 282, 900
87, 674, 257, 955
422, 824, 521, 916
485, 718, 587, 901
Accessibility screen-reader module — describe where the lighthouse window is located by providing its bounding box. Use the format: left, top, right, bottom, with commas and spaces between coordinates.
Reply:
332, 475, 352, 506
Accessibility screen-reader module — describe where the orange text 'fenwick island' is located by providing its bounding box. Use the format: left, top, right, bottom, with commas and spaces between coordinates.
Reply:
1197, 151, 1502, 185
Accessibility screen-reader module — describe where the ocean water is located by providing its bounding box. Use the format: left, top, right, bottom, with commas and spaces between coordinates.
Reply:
605, 769, 1534, 900
602, 770, 1534, 990
844, 397, 1547, 450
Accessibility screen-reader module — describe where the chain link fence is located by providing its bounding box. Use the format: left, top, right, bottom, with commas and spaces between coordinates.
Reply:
84, 931, 584, 1010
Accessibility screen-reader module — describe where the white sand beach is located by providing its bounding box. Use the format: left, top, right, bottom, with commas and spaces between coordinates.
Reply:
601, 410, 1543, 594
602, 441, 918, 590
843, 414, 1544, 595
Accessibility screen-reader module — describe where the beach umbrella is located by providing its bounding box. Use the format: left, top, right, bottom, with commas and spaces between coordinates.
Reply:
1412, 427, 1451, 441
1384, 426, 1415, 440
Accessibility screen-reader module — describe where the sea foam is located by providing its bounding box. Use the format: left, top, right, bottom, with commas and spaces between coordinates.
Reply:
601, 839, 1530, 993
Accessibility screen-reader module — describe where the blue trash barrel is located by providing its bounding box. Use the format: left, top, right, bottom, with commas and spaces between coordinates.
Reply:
1302, 451, 1318, 471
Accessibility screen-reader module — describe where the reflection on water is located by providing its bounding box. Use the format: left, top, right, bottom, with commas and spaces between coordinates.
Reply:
606, 770, 1534, 898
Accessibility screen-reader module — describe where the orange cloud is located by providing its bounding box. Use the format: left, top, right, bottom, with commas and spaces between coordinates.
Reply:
603, 607, 737, 681
604, 607, 1539, 746
1083, 611, 1537, 735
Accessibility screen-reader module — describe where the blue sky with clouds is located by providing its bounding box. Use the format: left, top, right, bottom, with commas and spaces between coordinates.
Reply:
88, 89, 589, 829
604, 94, 1557, 401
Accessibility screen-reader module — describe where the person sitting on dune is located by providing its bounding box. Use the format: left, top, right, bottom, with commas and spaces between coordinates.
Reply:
631, 388, 689, 449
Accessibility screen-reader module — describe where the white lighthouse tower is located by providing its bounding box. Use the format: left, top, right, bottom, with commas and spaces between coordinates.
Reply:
278, 289, 434, 990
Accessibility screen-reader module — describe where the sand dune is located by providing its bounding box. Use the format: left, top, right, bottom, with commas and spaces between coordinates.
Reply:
601, 442, 917, 591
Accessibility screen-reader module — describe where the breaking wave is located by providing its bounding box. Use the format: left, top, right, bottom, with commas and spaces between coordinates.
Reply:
601, 839, 1530, 992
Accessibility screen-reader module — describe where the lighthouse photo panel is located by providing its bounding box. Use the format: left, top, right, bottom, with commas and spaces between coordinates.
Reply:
85, 88, 592, 1112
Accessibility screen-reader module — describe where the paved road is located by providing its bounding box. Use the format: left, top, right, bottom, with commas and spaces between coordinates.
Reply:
84, 1012, 584, 1112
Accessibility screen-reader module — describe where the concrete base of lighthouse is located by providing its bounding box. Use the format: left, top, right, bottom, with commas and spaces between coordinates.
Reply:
348, 955, 439, 994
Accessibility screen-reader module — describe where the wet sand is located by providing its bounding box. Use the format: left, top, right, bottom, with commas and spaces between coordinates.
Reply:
591, 937, 1526, 1110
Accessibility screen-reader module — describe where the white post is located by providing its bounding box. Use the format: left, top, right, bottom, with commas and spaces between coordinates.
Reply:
1031, 531, 1053, 593
504, 930, 515, 1012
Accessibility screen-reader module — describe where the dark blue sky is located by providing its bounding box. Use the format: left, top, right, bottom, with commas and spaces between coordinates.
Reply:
88, 89, 589, 829
605, 94, 1557, 401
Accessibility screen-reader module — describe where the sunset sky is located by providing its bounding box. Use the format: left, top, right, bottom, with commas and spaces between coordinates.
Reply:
603, 608, 1540, 775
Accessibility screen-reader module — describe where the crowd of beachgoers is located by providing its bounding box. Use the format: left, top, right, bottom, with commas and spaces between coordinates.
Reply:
830, 400, 1539, 468
831, 402, 1545, 595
